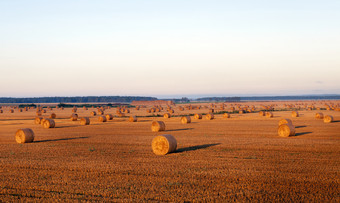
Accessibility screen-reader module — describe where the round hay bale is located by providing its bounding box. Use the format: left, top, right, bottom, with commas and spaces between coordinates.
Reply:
80, 117, 90, 125
70, 113, 78, 121
40, 118, 47, 126
206, 113, 214, 120
239, 110, 244, 114
315, 112, 324, 119
259, 111, 265, 116
181, 116, 191, 124
151, 134, 177, 155
151, 121, 165, 132
98, 110, 104, 115
50, 113, 56, 119
91, 111, 97, 116
42, 109, 46, 113
129, 115, 137, 122
278, 118, 293, 126
105, 114, 113, 120
266, 112, 273, 118
324, 115, 333, 123
124, 109, 130, 113
72, 109, 77, 113
43, 119, 55, 128
209, 109, 214, 113
168, 109, 175, 113
15, 128, 35, 143
223, 113, 230, 118
98, 115, 107, 122
34, 117, 43, 124
163, 113, 171, 118
292, 111, 299, 117
278, 124, 295, 137
36, 111, 42, 116
0, 110, 3, 113
117, 113, 125, 117
194, 114, 202, 119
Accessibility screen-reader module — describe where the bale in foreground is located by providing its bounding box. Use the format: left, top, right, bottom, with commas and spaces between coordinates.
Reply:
15, 128, 35, 143
151, 134, 177, 155
278, 124, 295, 137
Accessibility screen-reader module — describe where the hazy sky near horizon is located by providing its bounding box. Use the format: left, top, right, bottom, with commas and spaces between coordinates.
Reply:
1, 0, 339, 98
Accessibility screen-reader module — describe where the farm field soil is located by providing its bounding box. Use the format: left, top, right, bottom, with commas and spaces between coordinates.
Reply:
0, 103, 339, 202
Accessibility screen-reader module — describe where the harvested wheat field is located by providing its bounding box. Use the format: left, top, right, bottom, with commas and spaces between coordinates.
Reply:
0, 101, 340, 202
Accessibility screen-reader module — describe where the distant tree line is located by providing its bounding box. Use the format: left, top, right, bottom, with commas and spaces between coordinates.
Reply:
0, 96, 157, 103
195, 97, 241, 102
240, 95, 340, 101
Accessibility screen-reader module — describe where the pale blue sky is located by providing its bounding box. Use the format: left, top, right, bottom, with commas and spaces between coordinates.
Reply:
1, 0, 339, 98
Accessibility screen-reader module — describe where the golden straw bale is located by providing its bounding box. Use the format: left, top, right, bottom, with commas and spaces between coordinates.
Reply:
292, 111, 299, 117
151, 121, 165, 132
106, 114, 113, 120
34, 117, 43, 124
168, 109, 175, 113
117, 113, 125, 117
50, 113, 56, 119
98, 116, 107, 122
223, 113, 230, 118
151, 134, 177, 155
98, 110, 104, 115
40, 118, 47, 126
164, 113, 171, 118
70, 113, 78, 121
129, 116, 137, 122
209, 109, 214, 113
43, 119, 55, 128
181, 116, 191, 124
278, 118, 293, 126
259, 111, 265, 116
42, 109, 46, 113
194, 114, 202, 119
206, 113, 214, 120
91, 111, 97, 116
80, 117, 90, 125
278, 124, 295, 137
0, 110, 3, 113
124, 109, 130, 113
324, 115, 333, 123
266, 112, 273, 118
315, 112, 324, 119
36, 111, 42, 116
239, 110, 244, 114
15, 128, 35, 143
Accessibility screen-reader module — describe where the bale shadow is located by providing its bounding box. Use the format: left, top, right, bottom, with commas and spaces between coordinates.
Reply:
137, 120, 152, 122
332, 120, 340, 123
35, 136, 89, 143
166, 128, 194, 132
175, 143, 221, 153
295, 125, 307, 128
55, 126, 77, 128
295, 132, 312, 136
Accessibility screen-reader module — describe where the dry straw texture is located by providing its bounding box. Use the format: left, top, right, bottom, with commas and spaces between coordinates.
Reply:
278, 118, 293, 126
50, 113, 56, 119
163, 113, 171, 119
259, 111, 265, 116
278, 124, 295, 137
129, 116, 137, 122
266, 112, 273, 118
181, 116, 191, 124
15, 128, 35, 143
223, 113, 230, 118
34, 117, 43, 124
91, 111, 97, 116
194, 114, 202, 119
43, 119, 55, 128
80, 117, 90, 125
324, 115, 333, 123
206, 113, 214, 120
98, 116, 107, 122
292, 111, 299, 117
315, 113, 324, 119
151, 134, 177, 155
106, 114, 113, 120
70, 113, 78, 121
151, 121, 165, 132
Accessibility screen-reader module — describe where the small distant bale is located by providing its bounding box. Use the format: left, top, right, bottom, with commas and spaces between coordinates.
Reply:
278, 124, 295, 137
151, 134, 177, 155
15, 128, 35, 143
50, 113, 56, 119
70, 113, 78, 121
278, 118, 293, 126
129, 115, 137, 122
98, 116, 107, 122
194, 114, 202, 119
181, 116, 191, 124
0, 110, 3, 113
43, 119, 55, 128
36, 111, 42, 116
259, 111, 265, 116
98, 110, 104, 115
324, 115, 333, 123
223, 113, 230, 118
209, 109, 214, 113
266, 112, 273, 118
91, 111, 97, 116
206, 113, 214, 120
151, 121, 165, 132
315, 112, 324, 119
106, 114, 113, 120
163, 113, 171, 119
239, 110, 244, 114
168, 109, 175, 113
34, 117, 43, 124
72, 108, 77, 113
80, 117, 90, 125
124, 109, 130, 113
117, 113, 125, 117
292, 111, 299, 117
